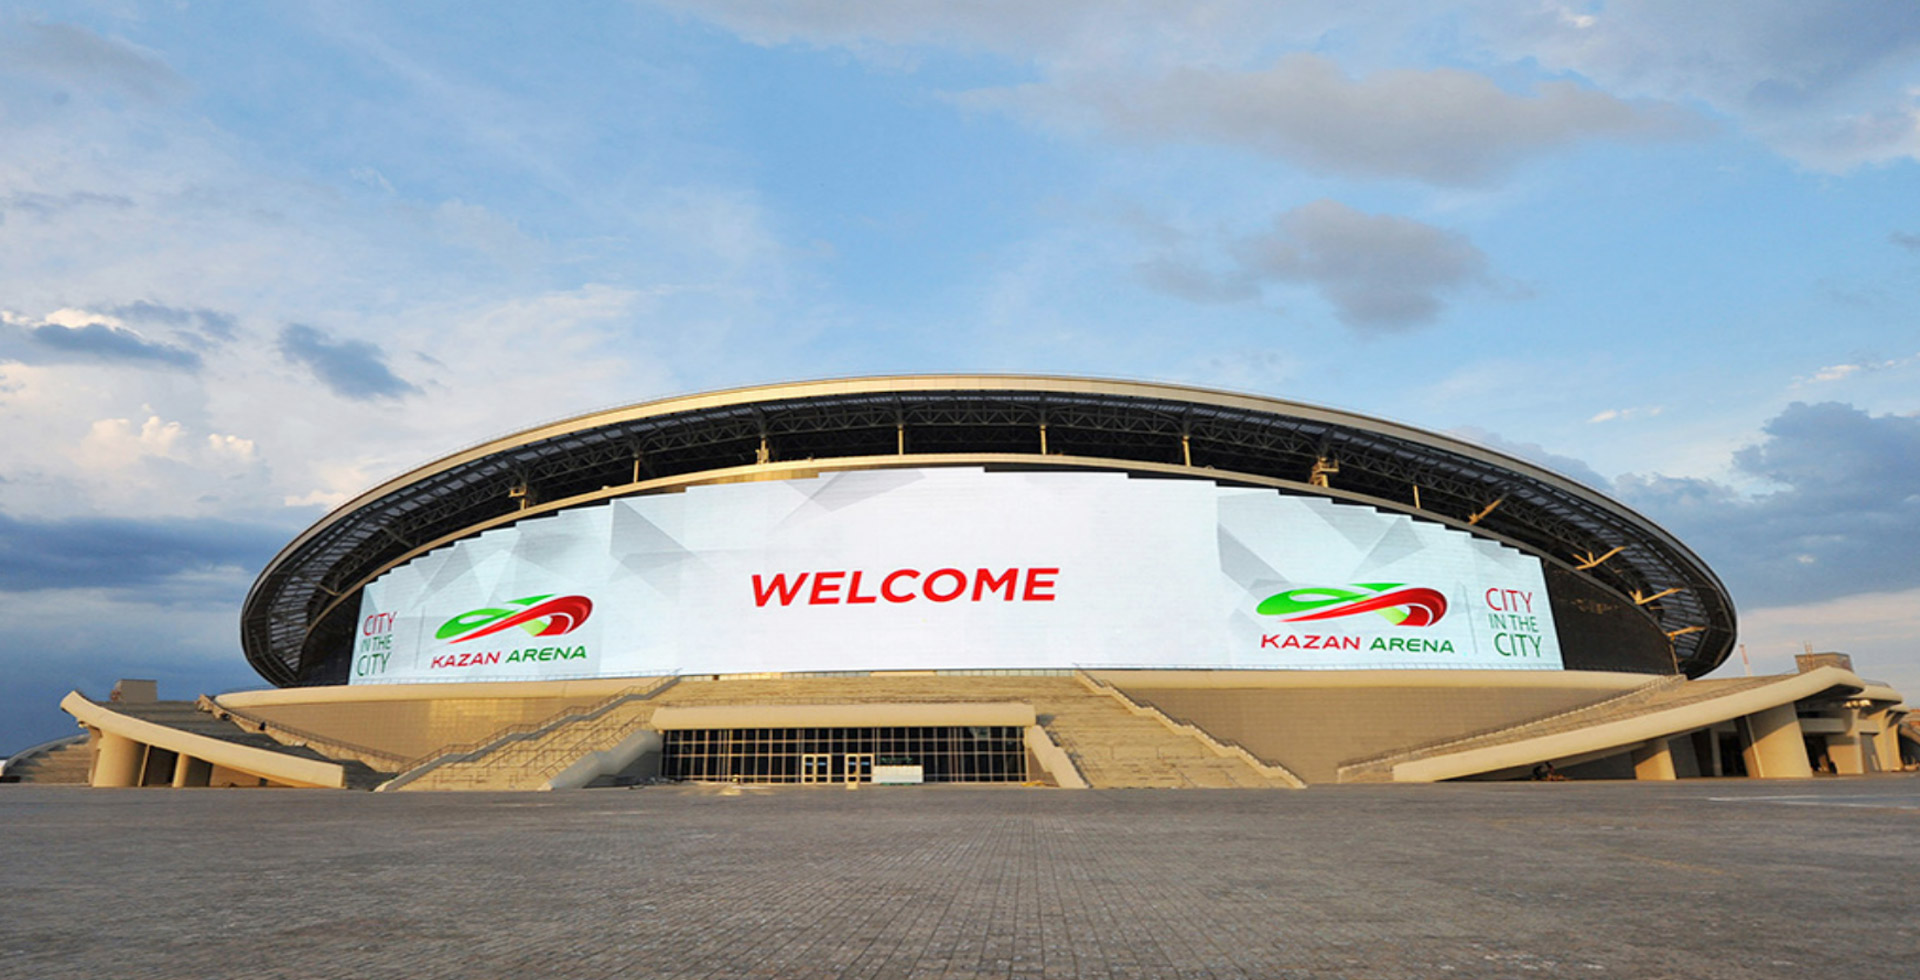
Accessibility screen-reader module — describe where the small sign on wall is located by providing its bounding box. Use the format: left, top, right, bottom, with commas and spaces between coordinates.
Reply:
873, 765, 924, 785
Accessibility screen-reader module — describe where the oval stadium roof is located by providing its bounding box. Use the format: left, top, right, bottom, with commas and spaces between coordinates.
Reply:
243, 376, 1736, 685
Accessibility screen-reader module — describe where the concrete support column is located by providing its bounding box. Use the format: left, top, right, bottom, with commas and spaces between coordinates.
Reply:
91, 731, 144, 788
1693, 729, 1722, 777
1743, 704, 1814, 779
172, 754, 213, 788
1631, 738, 1677, 781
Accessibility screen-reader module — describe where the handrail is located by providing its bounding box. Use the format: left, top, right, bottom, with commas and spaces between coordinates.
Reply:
388, 673, 679, 770
1074, 671, 1306, 789
378, 676, 677, 791
404, 712, 660, 790
401, 714, 656, 789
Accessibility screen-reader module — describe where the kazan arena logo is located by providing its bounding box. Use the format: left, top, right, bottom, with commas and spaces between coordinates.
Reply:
1257, 584, 1448, 627
435, 594, 595, 643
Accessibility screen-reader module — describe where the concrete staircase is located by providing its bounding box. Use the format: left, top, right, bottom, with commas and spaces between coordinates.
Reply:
642, 674, 1297, 789
386, 678, 677, 791
2, 735, 92, 784
1336, 675, 1785, 782
1074, 674, 1305, 788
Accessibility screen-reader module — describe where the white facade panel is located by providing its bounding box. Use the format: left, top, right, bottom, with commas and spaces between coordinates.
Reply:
351, 468, 1563, 683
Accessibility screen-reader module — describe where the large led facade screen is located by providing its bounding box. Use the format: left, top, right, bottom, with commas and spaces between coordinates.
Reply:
351, 468, 1564, 684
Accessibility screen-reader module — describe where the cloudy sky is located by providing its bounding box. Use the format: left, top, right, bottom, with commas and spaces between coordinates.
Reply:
3, 2, 1918, 753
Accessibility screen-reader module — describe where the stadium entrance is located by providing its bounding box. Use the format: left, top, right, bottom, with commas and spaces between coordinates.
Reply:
660, 726, 1027, 784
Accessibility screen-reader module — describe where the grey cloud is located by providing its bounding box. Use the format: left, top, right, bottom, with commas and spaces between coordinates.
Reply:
1488, 1, 1920, 170
1136, 201, 1489, 330
1890, 231, 1920, 251
1617, 402, 1920, 607
20, 320, 202, 370
1736, 3, 1920, 110
277, 324, 421, 401
671, 4, 1699, 184
1731, 401, 1918, 503
670, 1, 1913, 171
0, 512, 284, 594
1240, 200, 1487, 330
1, 21, 188, 102
110, 301, 239, 344
971, 53, 1695, 185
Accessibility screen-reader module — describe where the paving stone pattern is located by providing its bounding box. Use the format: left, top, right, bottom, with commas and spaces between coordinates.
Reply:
2, 778, 1916, 979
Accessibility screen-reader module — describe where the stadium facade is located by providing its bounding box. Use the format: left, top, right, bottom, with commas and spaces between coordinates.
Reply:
24, 377, 1913, 790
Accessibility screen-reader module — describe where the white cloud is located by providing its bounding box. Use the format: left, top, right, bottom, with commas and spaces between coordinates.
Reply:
43, 308, 122, 329
1736, 585, 1920, 694
74, 415, 186, 468
1487, 0, 1920, 171
0, 20, 811, 532
283, 487, 352, 510
1793, 352, 1918, 387
668, 0, 1920, 172
207, 433, 255, 459
966, 54, 1691, 185
1587, 405, 1664, 423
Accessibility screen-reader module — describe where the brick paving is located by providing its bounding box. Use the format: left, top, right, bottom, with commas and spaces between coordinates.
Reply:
2, 778, 1915, 979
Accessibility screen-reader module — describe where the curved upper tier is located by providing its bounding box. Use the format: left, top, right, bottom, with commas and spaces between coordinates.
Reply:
242, 376, 1735, 685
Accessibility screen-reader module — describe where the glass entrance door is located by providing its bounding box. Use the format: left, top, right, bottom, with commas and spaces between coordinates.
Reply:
801, 753, 832, 784
844, 753, 873, 784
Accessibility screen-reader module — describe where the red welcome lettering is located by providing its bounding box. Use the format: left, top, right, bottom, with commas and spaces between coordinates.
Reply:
1022, 567, 1059, 601
973, 568, 1017, 601
809, 571, 846, 605
752, 573, 810, 607
924, 568, 967, 602
845, 571, 878, 604
881, 569, 920, 602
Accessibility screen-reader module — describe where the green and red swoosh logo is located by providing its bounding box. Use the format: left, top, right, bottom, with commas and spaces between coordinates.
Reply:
1257, 583, 1447, 626
435, 594, 594, 643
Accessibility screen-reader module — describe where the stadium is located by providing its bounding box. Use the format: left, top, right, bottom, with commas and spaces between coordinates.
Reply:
17, 376, 1912, 790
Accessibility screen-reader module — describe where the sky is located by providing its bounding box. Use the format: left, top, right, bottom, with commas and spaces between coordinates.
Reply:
2, 1, 1918, 754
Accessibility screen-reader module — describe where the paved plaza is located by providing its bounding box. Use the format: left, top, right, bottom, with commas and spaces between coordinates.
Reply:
2, 778, 1915, 979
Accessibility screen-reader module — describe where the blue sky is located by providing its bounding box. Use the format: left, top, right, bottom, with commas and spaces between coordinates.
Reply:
3, 1, 1918, 753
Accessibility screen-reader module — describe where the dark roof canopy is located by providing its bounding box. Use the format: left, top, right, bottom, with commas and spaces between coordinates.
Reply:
243, 376, 1735, 685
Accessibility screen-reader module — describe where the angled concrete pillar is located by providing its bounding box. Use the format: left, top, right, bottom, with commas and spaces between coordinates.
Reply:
1742, 704, 1814, 779
1867, 711, 1902, 772
1669, 733, 1703, 778
1631, 738, 1677, 781
91, 731, 143, 788
1873, 724, 1902, 772
1830, 736, 1869, 775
